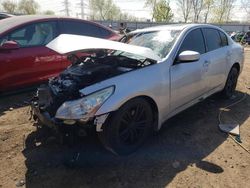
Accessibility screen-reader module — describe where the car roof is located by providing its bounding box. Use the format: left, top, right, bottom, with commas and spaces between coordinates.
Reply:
0, 15, 110, 35
129, 23, 219, 34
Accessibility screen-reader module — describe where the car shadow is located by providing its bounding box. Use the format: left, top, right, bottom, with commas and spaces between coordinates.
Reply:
22, 90, 250, 188
0, 90, 34, 117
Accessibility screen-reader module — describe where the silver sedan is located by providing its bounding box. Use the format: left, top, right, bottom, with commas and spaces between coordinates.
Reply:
32, 24, 244, 155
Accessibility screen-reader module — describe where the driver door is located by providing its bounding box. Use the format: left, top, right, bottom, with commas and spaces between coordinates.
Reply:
0, 21, 64, 91
170, 28, 208, 112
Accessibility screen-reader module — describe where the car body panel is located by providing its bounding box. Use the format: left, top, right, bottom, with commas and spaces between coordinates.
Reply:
79, 61, 170, 128
0, 46, 66, 90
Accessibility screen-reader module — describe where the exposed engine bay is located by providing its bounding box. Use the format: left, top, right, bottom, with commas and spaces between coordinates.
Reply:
34, 51, 156, 117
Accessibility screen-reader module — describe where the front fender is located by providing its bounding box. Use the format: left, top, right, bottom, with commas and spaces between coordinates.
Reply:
79, 62, 170, 130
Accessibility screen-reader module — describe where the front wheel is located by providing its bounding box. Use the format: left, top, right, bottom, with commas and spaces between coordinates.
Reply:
221, 67, 239, 99
98, 98, 154, 155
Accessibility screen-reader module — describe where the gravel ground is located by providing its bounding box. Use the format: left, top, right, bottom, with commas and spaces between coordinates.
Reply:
0, 47, 249, 188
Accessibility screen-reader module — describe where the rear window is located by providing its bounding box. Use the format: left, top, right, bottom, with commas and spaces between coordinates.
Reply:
60, 21, 109, 38
203, 28, 221, 51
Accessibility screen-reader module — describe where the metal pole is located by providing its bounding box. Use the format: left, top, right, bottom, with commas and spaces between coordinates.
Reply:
80, 0, 84, 19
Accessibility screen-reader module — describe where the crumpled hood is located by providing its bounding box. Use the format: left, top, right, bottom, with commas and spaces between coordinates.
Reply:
46, 34, 161, 61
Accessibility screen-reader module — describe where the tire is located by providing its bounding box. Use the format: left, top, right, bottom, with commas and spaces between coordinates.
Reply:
221, 67, 239, 99
98, 98, 154, 155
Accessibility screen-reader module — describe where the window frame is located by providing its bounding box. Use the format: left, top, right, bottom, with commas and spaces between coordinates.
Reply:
202, 28, 224, 52
218, 30, 228, 47
174, 28, 206, 64
59, 20, 107, 38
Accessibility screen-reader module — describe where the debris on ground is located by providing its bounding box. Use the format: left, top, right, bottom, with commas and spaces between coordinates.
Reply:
219, 124, 240, 136
172, 161, 180, 169
16, 179, 25, 187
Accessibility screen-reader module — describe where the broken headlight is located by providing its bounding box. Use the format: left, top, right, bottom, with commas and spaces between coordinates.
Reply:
55, 86, 114, 120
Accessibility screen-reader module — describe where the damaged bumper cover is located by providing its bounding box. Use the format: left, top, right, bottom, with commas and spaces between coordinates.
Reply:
31, 101, 109, 133
31, 101, 61, 130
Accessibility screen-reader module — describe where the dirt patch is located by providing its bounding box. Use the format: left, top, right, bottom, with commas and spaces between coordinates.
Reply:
0, 48, 250, 188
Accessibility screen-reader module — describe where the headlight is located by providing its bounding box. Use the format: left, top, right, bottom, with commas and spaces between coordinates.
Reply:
55, 86, 114, 120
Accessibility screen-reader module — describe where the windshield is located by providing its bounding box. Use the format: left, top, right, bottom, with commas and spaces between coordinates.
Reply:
124, 30, 181, 59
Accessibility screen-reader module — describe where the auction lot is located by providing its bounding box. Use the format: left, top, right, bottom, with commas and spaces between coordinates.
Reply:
0, 48, 249, 188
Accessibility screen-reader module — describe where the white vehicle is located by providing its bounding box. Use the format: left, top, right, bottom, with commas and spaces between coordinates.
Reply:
32, 24, 244, 155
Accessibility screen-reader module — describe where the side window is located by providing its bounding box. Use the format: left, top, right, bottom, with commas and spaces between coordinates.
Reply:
7, 21, 57, 47
219, 31, 228, 47
61, 21, 103, 38
203, 28, 221, 51
178, 28, 206, 54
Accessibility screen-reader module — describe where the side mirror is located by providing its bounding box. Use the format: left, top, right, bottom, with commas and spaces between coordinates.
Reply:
178, 50, 200, 62
0, 41, 20, 50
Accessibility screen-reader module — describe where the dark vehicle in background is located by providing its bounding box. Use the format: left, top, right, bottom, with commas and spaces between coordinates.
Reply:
230, 31, 248, 44
0, 12, 15, 20
0, 15, 120, 92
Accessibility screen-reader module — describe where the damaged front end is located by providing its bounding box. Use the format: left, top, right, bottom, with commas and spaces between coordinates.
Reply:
31, 35, 159, 138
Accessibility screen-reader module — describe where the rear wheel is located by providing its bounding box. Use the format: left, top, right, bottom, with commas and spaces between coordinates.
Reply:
221, 67, 239, 99
98, 98, 153, 155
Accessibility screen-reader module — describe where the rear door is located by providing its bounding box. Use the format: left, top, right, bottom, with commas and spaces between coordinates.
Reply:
170, 28, 208, 111
0, 21, 64, 91
202, 28, 228, 92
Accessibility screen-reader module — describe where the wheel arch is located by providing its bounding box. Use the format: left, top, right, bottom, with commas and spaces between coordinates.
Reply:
138, 95, 159, 131
110, 95, 160, 132
232, 62, 240, 73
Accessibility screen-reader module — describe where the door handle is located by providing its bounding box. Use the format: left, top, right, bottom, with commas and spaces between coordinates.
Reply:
203, 60, 210, 67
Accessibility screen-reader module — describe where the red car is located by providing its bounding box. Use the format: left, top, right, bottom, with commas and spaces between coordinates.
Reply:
0, 15, 120, 92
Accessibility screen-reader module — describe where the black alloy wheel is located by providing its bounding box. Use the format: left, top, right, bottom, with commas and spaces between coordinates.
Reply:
98, 98, 154, 155
222, 67, 239, 99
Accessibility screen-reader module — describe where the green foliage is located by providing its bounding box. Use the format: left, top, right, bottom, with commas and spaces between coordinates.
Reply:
43, 10, 55, 15
153, 0, 173, 22
145, 0, 173, 22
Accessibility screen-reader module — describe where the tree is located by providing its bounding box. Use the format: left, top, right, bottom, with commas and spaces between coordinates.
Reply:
241, 0, 250, 21
212, 0, 236, 23
90, 0, 119, 20
43, 10, 55, 15
145, 0, 173, 22
191, 0, 204, 22
2, 0, 18, 13
203, 0, 214, 23
18, 0, 39, 14
145, 0, 157, 21
177, 0, 192, 22
89, 0, 136, 21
